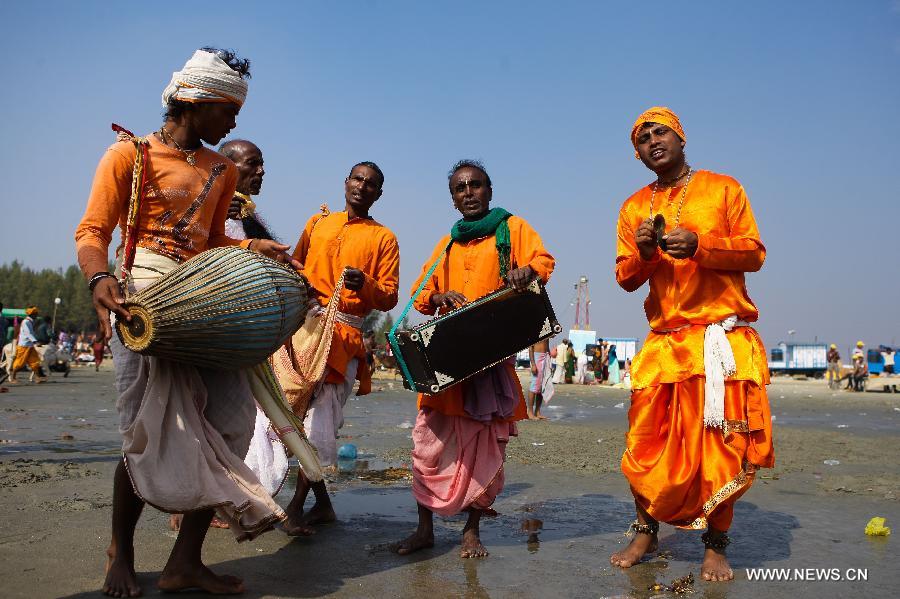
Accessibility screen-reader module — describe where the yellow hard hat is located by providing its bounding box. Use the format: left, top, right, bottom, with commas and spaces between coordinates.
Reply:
830, 344, 836, 349
856, 341, 864, 347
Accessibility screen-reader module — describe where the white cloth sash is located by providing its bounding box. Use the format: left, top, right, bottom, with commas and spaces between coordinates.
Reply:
703, 315, 748, 428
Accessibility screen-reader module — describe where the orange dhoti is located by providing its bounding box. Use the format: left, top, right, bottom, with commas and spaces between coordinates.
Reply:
12, 346, 42, 374
623, 377, 774, 531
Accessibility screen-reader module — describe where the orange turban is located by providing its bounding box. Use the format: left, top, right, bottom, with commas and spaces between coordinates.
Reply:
630, 106, 686, 158
25, 306, 39, 316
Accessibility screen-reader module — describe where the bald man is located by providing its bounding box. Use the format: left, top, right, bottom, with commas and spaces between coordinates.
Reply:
219, 140, 276, 241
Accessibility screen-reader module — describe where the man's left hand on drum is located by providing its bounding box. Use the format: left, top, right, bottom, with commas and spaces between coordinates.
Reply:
92, 277, 131, 341
250, 239, 302, 269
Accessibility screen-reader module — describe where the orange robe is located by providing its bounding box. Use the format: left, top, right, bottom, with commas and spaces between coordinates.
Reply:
75, 134, 249, 279
292, 211, 400, 395
615, 170, 774, 531
410, 215, 555, 420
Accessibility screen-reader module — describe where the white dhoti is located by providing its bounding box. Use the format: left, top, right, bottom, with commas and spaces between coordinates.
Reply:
303, 359, 359, 467
243, 405, 290, 496
111, 249, 284, 540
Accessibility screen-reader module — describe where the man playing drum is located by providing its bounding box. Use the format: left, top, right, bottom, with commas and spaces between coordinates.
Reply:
75, 48, 299, 597
610, 107, 774, 581
393, 159, 554, 558
277, 161, 400, 532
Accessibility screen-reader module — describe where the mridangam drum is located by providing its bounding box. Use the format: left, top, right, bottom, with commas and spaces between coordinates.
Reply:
116, 246, 308, 370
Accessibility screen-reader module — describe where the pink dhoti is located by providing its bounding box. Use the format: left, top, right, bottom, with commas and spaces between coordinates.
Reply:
411, 407, 517, 517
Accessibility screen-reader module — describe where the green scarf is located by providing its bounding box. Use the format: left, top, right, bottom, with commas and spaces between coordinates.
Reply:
450, 207, 512, 279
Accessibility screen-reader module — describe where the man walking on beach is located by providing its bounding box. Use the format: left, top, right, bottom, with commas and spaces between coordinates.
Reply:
75, 47, 298, 597
393, 159, 554, 558
552, 338, 568, 383
8, 306, 46, 384
610, 107, 774, 581
273, 161, 400, 532
527, 339, 553, 420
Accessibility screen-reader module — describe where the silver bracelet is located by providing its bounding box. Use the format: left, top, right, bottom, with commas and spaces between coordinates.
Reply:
88, 272, 116, 293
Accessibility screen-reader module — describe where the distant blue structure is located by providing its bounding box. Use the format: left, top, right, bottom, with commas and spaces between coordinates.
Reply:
768, 342, 827, 376
867, 346, 898, 375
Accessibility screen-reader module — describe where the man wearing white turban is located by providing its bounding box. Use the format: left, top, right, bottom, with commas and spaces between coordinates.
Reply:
76, 47, 299, 597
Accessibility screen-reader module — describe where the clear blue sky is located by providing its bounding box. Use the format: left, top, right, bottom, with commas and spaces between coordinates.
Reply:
1, 1, 898, 356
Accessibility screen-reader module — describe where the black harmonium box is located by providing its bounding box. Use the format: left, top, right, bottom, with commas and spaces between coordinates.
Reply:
394, 279, 561, 394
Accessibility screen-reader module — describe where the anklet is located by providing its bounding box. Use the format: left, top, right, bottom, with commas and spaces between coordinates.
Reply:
631, 520, 659, 535
701, 531, 730, 550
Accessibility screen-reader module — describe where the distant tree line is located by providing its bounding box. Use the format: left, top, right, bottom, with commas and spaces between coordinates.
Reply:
0, 261, 105, 334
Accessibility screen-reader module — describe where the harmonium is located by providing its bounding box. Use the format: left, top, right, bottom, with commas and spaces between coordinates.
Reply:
393, 279, 561, 394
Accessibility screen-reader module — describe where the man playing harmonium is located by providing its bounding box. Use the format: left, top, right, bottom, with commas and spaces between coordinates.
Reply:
277, 161, 400, 532
610, 107, 773, 581
393, 159, 554, 558
75, 48, 300, 597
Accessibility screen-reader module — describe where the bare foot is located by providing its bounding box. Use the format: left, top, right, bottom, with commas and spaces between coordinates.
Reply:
610, 532, 658, 568
103, 547, 141, 597
300, 502, 336, 526
168, 514, 182, 531
701, 548, 734, 581
460, 528, 488, 558
210, 516, 231, 529
393, 530, 435, 555
536, 414, 548, 420
157, 563, 244, 594
281, 515, 316, 536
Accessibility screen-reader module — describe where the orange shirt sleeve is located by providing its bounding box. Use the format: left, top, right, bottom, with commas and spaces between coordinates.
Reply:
410, 236, 451, 316
615, 203, 661, 292
510, 216, 555, 283
74, 143, 135, 279
356, 232, 400, 311
693, 184, 765, 272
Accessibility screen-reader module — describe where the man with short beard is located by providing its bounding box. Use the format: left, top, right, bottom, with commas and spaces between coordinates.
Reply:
610, 107, 774, 582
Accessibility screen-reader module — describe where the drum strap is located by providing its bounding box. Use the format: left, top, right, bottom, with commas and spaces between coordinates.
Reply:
111, 123, 151, 296
388, 240, 453, 390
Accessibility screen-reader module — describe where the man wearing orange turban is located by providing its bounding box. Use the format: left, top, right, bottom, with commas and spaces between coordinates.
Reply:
611, 107, 774, 581
9, 306, 46, 384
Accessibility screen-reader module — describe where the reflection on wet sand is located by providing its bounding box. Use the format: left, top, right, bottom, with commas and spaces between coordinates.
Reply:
521, 517, 543, 552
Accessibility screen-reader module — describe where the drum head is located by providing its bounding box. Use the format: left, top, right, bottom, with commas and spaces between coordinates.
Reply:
115, 304, 155, 352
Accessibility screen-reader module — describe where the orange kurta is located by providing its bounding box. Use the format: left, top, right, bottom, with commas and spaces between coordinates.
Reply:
75, 134, 249, 279
292, 211, 400, 395
615, 170, 774, 530
410, 215, 555, 420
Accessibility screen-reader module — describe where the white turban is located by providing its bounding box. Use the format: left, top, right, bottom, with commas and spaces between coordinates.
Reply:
161, 50, 248, 108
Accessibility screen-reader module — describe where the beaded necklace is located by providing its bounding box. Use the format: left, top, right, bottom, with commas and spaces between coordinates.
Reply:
159, 127, 199, 166
649, 167, 694, 227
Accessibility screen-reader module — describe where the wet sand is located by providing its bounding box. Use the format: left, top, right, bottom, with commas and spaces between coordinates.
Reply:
1, 367, 898, 598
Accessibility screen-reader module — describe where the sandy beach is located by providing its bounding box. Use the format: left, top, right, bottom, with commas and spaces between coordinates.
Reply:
1, 366, 898, 598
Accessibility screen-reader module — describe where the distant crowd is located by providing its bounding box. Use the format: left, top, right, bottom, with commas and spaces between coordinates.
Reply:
0, 302, 107, 387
